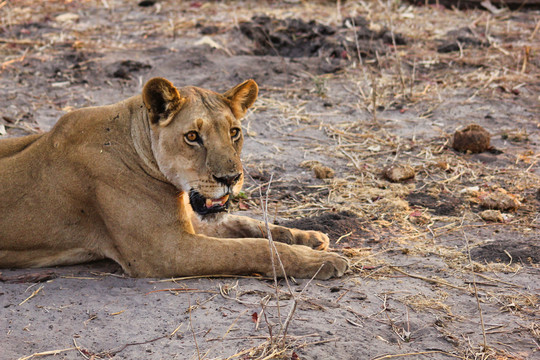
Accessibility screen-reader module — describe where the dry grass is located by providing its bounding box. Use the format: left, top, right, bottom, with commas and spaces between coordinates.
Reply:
401, 291, 453, 314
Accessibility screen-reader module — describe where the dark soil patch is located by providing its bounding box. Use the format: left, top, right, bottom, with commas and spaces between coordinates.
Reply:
409, 0, 540, 10
273, 183, 308, 201
239, 15, 407, 70
406, 191, 462, 216
46, 51, 101, 84
0, 21, 58, 39
138, 0, 156, 6
239, 16, 336, 58
196, 23, 220, 35
246, 168, 274, 183
437, 27, 488, 53
280, 211, 370, 246
470, 240, 540, 265
108, 60, 152, 80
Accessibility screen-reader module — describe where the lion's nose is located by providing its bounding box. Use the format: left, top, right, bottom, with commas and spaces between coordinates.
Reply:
213, 173, 241, 187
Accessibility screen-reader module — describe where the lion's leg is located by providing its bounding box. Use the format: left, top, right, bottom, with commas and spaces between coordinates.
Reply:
0, 249, 103, 269
121, 232, 346, 279
98, 188, 345, 279
192, 214, 330, 250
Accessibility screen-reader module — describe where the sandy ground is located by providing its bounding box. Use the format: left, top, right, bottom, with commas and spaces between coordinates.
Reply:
1, 1, 539, 359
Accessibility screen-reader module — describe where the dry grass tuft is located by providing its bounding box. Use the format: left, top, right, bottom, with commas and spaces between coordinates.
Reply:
401, 291, 452, 314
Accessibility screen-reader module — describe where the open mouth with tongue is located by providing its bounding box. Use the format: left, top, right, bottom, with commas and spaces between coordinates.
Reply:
189, 190, 230, 216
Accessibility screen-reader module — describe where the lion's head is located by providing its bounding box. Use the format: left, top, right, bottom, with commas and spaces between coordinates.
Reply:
142, 77, 258, 218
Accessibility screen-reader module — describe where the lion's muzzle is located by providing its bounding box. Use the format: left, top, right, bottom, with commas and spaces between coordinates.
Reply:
189, 190, 231, 216
213, 173, 241, 187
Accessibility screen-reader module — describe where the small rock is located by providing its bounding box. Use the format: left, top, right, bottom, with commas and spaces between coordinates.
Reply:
313, 164, 335, 179
55, 13, 79, 23
352, 293, 367, 300
460, 186, 480, 195
478, 189, 521, 211
383, 164, 415, 182
479, 209, 504, 222
452, 124, 491, 153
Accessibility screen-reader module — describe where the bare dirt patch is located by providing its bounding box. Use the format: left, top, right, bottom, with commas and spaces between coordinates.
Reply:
1, 1, 539, 359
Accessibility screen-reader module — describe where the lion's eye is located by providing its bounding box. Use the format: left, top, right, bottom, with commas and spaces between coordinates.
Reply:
230, 128, 241, 139
185, 131, 200, 143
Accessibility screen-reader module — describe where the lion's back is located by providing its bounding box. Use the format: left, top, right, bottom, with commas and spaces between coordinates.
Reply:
0, 134, 43, 159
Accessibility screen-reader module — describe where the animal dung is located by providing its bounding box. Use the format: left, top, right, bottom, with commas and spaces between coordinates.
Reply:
383, 164, 415, 182
300, 160, 321, 169
478, 189, 521, 211
300, 160, 335, 179
452, 124, 491, 153
313, 164, 335, 179
479, 210, 504, 222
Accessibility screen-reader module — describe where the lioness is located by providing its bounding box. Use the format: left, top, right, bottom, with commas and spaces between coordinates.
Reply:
0, 77, 348, 279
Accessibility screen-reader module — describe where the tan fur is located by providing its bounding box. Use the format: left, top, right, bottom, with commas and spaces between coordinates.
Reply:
0, 77, 348, 279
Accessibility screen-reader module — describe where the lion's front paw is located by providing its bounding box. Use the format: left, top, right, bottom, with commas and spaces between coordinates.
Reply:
285, 246, 348, 280
290, 229, 330, 250
270, 241, 348, 280
315, 252, 349, 279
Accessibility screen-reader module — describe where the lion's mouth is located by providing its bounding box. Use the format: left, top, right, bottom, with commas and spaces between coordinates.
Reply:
189, 190, 230, 216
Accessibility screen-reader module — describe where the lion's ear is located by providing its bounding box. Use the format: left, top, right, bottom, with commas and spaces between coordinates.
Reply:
223, 79, 258, 119
142, 77, 185, 127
